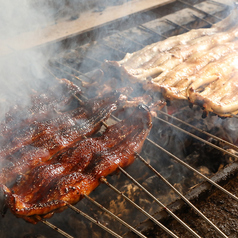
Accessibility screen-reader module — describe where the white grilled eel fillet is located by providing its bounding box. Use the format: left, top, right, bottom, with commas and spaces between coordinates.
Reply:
104, 7, 238, 83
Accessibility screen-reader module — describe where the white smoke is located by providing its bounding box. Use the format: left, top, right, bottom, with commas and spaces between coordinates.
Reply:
0, 0, 62, 117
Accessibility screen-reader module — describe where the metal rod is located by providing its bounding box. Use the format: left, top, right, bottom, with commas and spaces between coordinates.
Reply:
154, 115, 238, 162
163, 19, 190, 31
68, 204, 123, 238
178, 0, 222, 21
100, 177, 180, 238
118, 166, 201, 238
110, 112, 238, 204
146, 136, 238, 203
43, 65, 60, 80
54, 59, 92, 82
53, 65, 84, 83
84, 195, 147, 238
136, 153, 229, 238
54, 60, 89, 83
49, 64, 238, 204
157, 110, 238, 151
40, 219, 74, 238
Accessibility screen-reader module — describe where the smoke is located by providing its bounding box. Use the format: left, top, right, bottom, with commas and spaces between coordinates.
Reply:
0, 1, 62, 117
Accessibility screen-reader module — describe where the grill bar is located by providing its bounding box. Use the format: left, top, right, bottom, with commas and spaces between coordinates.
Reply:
136, 153, 229, 238
39, 3, 238, 237
84, 195, 147, 238
40, 219, 74, 238
157, 109, 238, 150
154, 115, 238, 165
102, 120, 201, 237
146, 136, 238, 202
100, 177, 180, 238
45, 61, 238, 237
53, 60, 95, 85
49, 47, 238, 207
68, 204, 123, 238
118, 166, 201, 238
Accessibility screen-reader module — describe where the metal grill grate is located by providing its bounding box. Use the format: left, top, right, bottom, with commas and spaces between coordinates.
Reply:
42, 1, 238, 237
2, 1, 238, 237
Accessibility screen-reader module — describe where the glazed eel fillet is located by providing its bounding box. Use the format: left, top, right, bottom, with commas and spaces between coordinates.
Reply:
149, 40, 238, 101
0, 78, 81, 140
104, 7, 238, 83
2, 105, 152, 224
0, 90, 127, 185
187, 54, 238, 117
0, 88, 127, 160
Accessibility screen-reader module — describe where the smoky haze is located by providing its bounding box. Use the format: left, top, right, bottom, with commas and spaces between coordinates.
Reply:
0, 0, 58, 115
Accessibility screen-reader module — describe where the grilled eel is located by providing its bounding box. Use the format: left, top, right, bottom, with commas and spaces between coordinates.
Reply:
187, 56, 238, 117
124, 25, 238, 83
0, 90, 128, 186
0, 78, 81, 140
0, 88, 127, 160
147, 41, 238, 100
104, 7, 238, 80
1, 105, 152, 224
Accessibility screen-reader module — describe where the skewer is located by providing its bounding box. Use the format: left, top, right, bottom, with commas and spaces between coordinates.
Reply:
44, 8, 236, 237
84, 195, 147, 238
136, 153, 229, 238
109, 102, 238, 203
45, 65, 234, 237
100, 177, 180, 238
47, 60, 238, 202
157, 109, 238, 151
154, 115, 238, 161
52, 65, 84, 83
43, 65, 60, 80
108, 107, 233, 237
68, 204, 123, 238
146, 136, 238, 203
39, 219, 74, 238
96, 116, 200, 237
54, 59, 94, 82
118, 166, 202, 238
